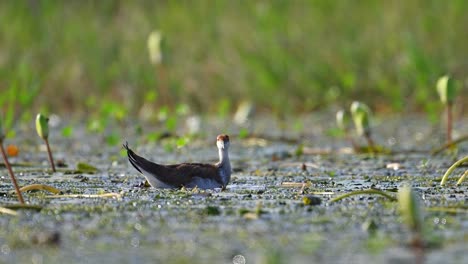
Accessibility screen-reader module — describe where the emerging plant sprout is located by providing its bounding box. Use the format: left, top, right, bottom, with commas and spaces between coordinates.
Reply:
36, 114, 56, 172
336, 109, 357, 149
147, 30, 170, 105
398, 185, 423, 234
350, 101, 375, 149
398, 185, 425, 262
440, 155, 468, 186
0, 118, 25, 204
147, 30, 163, 65
436, 75, 457, 145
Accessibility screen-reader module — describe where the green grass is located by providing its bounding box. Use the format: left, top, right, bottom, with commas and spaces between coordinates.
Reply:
0, 0, 467, 123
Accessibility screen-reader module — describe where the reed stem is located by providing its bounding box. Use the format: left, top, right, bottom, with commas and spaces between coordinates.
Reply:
0, 143, 24, 204
45, 138, 56, 172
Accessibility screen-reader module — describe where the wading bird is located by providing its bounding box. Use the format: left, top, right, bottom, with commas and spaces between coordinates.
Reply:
124, 134, 231, 189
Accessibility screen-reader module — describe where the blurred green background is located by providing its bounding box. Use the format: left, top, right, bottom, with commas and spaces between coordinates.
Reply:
0, 0, 467, 123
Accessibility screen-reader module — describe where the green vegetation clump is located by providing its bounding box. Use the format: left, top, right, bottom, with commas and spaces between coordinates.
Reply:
0, 1, 467, 117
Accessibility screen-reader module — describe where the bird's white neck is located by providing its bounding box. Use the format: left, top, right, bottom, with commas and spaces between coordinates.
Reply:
218, 147, 229, 164
217, 147, 231, 185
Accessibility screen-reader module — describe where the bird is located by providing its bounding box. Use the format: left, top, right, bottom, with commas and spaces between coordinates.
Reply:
123, 134, 231, 189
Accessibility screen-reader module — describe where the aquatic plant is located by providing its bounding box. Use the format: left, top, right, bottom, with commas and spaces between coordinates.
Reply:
148, 30, 163, 65
0, 118, 24, 204
350, 101, 375, 150
398, 185, 425, 263
398, 185, 423, 234
440, 155, 468, 186
148, 30, 170, 106
336, 109, 357, 149
436, 75, 457, 145
329, 189, 396, 203
432, 134, 468, 155
36, 114, 56, 172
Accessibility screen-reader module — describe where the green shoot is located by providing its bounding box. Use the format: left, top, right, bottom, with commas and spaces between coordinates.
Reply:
148, 30, 163, 65
436, 75, 457, 145
36, 114, 56, 172
336, 109, 357, 150
148, 30, 170, 106
398, 185, 423, 234
398, 185, 425, 262
350, 101, 375, 150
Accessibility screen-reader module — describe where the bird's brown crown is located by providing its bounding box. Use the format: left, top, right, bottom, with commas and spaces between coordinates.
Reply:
217, 134, 230, 142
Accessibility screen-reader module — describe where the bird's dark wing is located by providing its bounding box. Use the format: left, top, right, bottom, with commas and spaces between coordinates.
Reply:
123, 143, 220, 187
166, 163, 222, 182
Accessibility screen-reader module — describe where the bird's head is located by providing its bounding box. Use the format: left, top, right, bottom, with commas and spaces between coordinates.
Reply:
216, 134, 230, 150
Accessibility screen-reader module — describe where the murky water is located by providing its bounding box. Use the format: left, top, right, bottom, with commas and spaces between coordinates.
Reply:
1, 114, 467, 263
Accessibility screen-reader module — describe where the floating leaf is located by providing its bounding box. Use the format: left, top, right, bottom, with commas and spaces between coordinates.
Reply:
18, 184, 62, 195
77, 162, 98, 173
436, 75, 457, 105
35, 113, 49, 140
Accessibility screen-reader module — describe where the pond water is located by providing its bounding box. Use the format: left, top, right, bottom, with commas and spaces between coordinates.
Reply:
1, 114, 467, 263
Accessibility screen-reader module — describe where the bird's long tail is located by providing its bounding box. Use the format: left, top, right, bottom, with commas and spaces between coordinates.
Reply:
123, 142, 144, 174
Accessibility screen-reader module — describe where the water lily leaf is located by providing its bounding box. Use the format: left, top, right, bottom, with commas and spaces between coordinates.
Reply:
76, 162, 98, 173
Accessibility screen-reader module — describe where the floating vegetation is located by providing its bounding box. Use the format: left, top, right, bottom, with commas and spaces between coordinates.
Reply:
44, 192, 122, 199
19, 184, 62, 195
329, 189, 397, 203
76, 162, 99, 174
